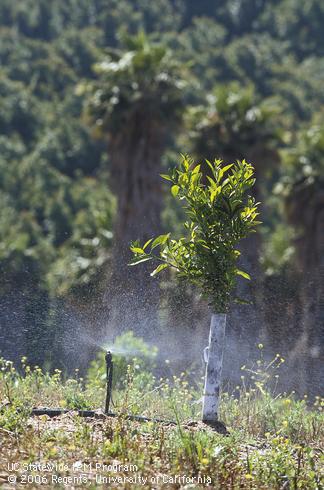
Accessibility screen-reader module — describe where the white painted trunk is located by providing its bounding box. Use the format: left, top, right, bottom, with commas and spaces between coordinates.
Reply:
202, 313, 226, 423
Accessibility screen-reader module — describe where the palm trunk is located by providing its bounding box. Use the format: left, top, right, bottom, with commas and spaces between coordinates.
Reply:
202, 313, 226, 423
105, 111, 166, 338
287, 188, 324, 394
299, 262, 324, 394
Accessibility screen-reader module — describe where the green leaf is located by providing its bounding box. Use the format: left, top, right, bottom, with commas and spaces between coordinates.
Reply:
210, 185, 221, 202
150, 263, 169, 277
205, 159, 215, 174
218, 164, 234, 181
130, 246, 145, 254
151, 233, 170, 249
129, 256, 153, 266
190, 172, 200, 186
236, 269, 251, 280
171, 185, 180, 197
206, 175, 217, 188
182, 156, 190, 170
160, 174, 172, 182
143, 239, 153, 250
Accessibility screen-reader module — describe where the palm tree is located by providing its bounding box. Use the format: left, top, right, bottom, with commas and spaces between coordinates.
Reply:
280, 117, 324, 393
85, 33, 186, 334
190, 83, 279, 187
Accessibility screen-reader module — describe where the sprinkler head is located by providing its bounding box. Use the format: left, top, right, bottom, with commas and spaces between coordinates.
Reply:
105, 350, 112, 366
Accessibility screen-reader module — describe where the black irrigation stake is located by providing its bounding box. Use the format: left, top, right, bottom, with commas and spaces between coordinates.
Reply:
105, 351, 113, 414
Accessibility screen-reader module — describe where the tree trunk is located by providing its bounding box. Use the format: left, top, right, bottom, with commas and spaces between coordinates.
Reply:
202, 313, 226, 423
298, 202, 324, 394
286, 186, 324, 394
104, 111, 166, 339
227, 173, 264, 377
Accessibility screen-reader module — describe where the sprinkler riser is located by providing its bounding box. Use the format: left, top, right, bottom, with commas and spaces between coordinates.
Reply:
202, 313, 226, 423
105, 351, 113, 414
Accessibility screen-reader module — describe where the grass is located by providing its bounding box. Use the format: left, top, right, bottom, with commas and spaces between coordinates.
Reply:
0, 348, 323, 489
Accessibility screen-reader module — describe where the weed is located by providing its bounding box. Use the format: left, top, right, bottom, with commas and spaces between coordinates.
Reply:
0, 346, 322, 489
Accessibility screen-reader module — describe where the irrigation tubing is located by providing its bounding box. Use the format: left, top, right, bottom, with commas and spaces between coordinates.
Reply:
28, 408, 177, 425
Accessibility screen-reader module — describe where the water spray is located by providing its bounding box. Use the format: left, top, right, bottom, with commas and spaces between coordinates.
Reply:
26, 344, 225, 432
28, 349, 177, 427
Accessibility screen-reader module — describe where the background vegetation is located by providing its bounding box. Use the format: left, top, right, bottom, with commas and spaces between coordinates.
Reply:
0, 0, 323, 395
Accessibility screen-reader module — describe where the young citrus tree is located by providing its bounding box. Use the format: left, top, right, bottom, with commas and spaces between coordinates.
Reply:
130, 156, 261, 425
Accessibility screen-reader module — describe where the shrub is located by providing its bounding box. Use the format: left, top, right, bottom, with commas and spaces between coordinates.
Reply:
130, 156, 260, 312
